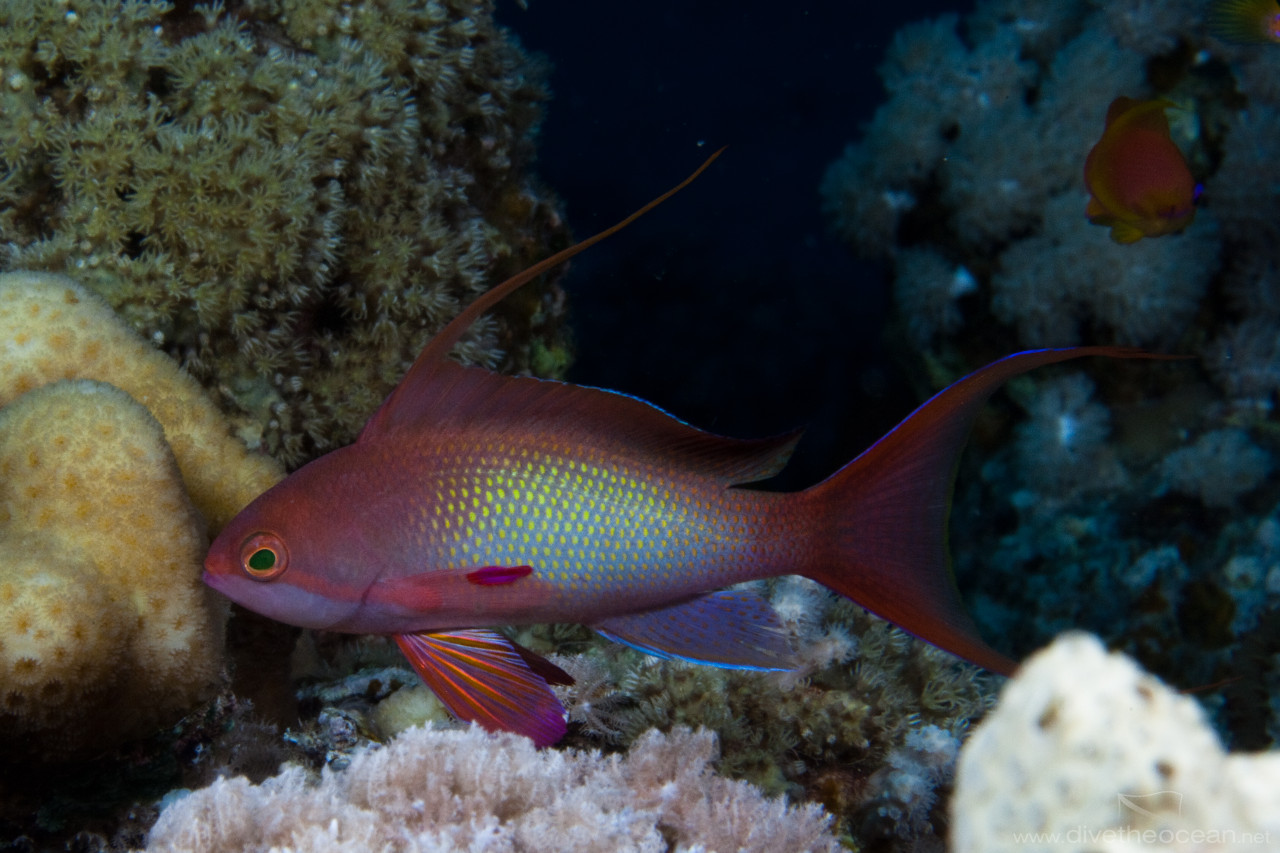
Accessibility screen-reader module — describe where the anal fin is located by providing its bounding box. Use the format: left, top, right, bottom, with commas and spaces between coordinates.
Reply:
593, 589, 796, 671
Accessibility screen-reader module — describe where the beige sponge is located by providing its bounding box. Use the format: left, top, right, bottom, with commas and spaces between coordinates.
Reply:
952, 633, 1280, 851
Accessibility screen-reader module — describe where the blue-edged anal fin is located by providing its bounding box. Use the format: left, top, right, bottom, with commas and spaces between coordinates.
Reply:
594, 589, 796, 670
393, 629, 573, 747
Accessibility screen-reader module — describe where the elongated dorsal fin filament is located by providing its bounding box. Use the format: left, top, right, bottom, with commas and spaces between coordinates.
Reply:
413, 147, 725, 369
362, 147, 726, 441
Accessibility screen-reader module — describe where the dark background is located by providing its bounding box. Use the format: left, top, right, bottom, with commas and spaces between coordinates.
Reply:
495, 2, 972, 488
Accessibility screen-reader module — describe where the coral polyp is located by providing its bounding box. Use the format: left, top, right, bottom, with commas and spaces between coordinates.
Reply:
0, 0, 571, 467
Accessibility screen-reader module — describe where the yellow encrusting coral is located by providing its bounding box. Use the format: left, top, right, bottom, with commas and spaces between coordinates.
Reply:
0, 270, 283, 532
0, 380, 224, 759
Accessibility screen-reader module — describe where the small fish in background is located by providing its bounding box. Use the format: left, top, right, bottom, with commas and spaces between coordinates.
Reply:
1207, 0, 1280, 44
205, 152, 1172, 747
1084, 97, 1198, 244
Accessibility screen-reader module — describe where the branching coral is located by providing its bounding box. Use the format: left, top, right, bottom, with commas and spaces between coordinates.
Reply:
0, 380, 224, 760
0, 0, 570, 467
144, 726, 843, 852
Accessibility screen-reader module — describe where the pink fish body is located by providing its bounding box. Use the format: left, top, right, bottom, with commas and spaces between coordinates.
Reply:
211, 366, 818, 648
206, 152, 1168, 745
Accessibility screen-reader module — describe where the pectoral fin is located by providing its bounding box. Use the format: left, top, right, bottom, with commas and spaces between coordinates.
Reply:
394, 629, 570, 747
593, 589, 796, 670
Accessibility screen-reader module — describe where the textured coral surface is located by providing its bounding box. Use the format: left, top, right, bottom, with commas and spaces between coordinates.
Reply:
144, 726, 843, 853
0, 271, 284, 531
0, 380, 223, 760
953, 634, 1280, 852
823, 0, 1280, 749
0, 0, 570, 467
13, 0, 1280, 848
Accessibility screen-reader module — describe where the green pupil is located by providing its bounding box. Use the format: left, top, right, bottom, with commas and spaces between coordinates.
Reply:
247, 548, 276, 572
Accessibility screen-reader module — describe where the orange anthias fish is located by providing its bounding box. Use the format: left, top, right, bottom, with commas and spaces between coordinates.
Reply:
1208, 0, 1280, 44
205, 151, 1165, 746
1084, 96, 1198, 244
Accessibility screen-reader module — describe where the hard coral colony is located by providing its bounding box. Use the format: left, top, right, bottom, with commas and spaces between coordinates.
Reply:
0, 1, 1277, 853
0, 379, 221, 760
0, 0, 571, 469
0, 271, 283, 761
821, 0, 1280, 763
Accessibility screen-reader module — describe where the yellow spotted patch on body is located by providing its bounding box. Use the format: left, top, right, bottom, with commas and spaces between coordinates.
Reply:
401, 438, 761, 601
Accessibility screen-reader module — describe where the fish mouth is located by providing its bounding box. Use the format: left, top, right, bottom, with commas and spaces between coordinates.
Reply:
201, 570, 227, 592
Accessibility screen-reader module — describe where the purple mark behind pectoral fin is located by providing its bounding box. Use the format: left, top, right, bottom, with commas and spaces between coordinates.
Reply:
594, 589, 796, 671
394, 628, 568, 747
466, 565, 533, 585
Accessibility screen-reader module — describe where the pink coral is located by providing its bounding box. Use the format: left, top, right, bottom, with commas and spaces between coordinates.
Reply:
145, 726, 841, 852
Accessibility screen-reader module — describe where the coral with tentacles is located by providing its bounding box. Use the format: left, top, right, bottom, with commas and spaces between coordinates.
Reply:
144, 726, 843, 853
822, 0, 1280, 744
0, 0, 571, 467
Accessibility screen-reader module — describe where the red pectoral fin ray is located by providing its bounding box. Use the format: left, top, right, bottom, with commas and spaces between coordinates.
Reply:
393, 629, 568, 747
361, 358, 801, 486
593, 589, 796, 671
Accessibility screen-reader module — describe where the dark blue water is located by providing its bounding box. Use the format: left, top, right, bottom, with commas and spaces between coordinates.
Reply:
495, 2, 972, 488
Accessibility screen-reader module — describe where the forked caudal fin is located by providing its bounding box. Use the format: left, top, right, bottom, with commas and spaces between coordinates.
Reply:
801, 346, 1183, 676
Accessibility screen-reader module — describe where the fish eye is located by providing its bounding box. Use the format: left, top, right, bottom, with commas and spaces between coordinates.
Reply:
238, 532, 289, 581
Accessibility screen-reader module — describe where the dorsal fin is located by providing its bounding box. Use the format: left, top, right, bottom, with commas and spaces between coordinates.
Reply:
363, 148, 724, 440
1107, 98, 1175, 135
366, 357, 802, 486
